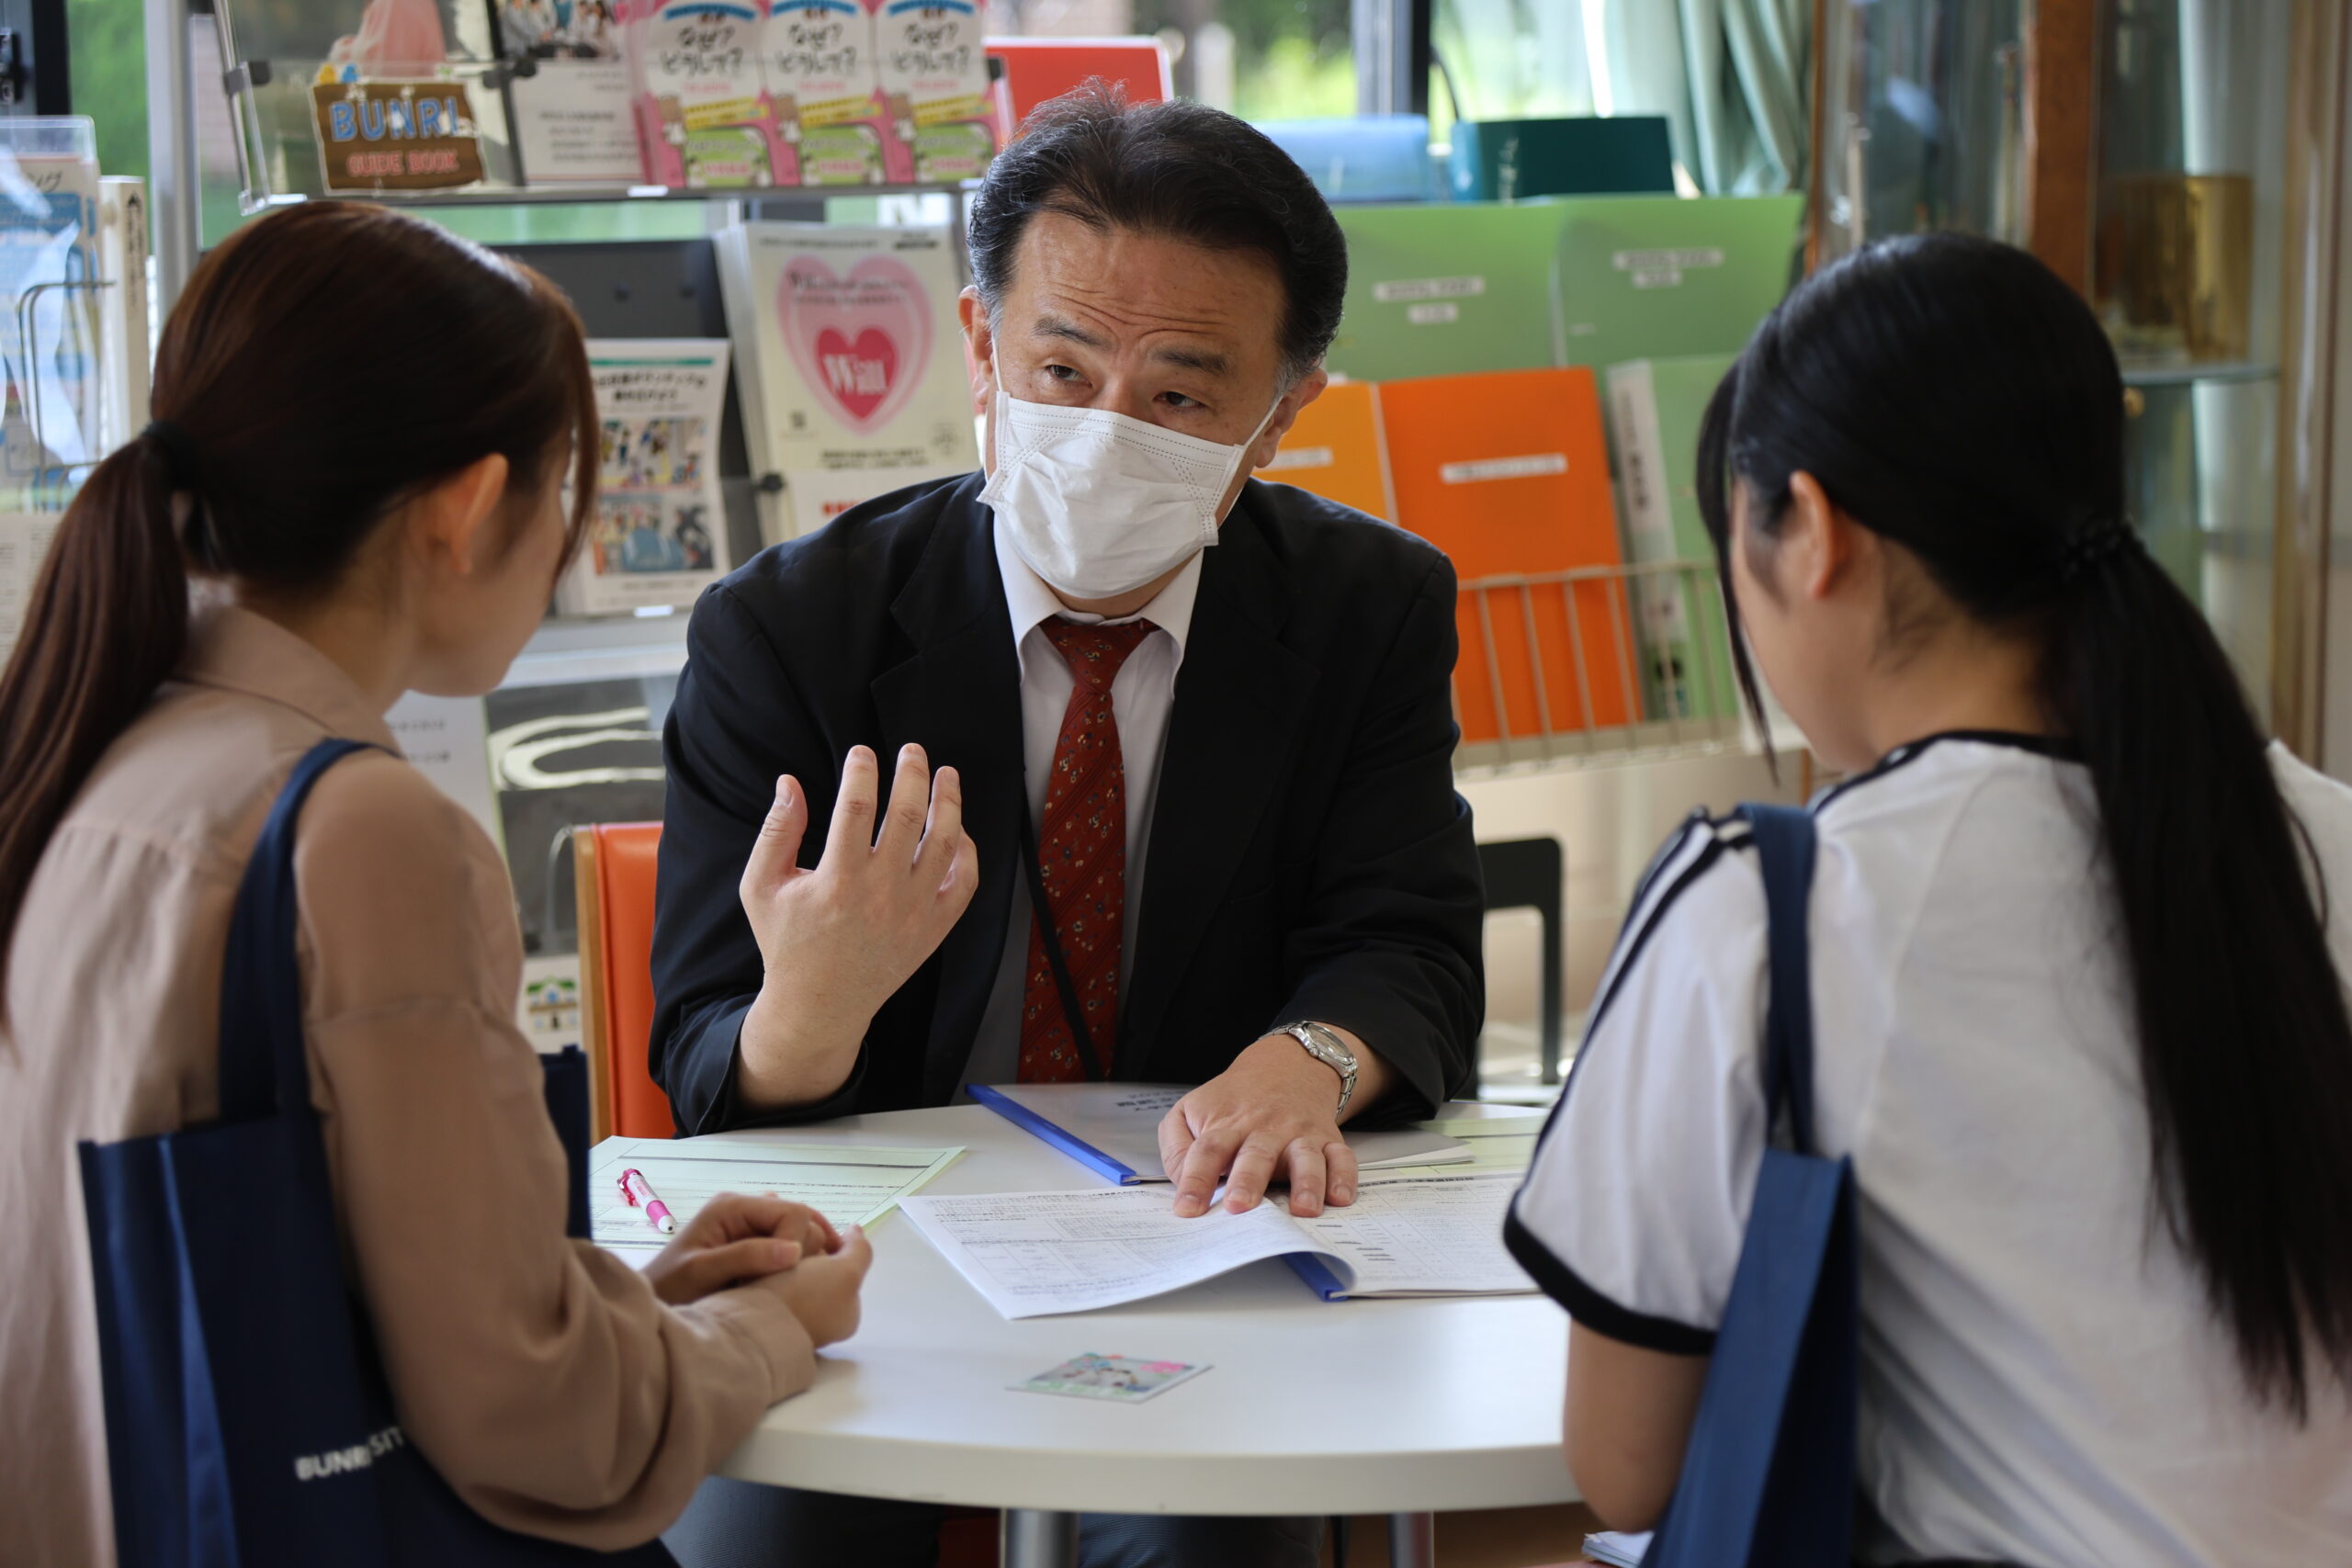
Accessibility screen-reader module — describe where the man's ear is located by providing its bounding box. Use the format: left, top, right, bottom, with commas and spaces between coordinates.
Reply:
1249, 366, 1328, 470
410, 454, 509, 579
957, 286, 995, 413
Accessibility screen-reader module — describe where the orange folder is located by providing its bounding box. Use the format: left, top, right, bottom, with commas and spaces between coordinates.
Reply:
1377, 367, 1637, 746
1251, 379, 1396, 520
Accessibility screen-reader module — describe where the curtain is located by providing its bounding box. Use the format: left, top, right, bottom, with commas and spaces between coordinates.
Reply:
1603, 0, 1811, 196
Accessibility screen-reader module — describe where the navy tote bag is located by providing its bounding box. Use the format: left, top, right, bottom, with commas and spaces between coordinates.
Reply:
1643, 803, 1861, 1568
78, 739, 674, 1567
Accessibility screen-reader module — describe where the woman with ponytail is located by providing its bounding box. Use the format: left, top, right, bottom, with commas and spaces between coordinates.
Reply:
1507, 231, 2352, 1563
0, 203, 898, 1566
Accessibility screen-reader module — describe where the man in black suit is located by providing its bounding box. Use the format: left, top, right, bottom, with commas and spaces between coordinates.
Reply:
651, 87, 1484, 1568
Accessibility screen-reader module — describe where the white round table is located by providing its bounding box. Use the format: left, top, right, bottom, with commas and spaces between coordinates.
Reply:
690, 1103, 1581, 1568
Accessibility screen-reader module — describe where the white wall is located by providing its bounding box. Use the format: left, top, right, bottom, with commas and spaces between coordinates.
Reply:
1463, 748, 1806, 1040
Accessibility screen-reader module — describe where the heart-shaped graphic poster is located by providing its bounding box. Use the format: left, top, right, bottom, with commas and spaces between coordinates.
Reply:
777, 252, 933, 435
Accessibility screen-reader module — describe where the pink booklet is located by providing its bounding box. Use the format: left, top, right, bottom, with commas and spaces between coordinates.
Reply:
874, 0, 999, 183
766, 0, 910, 186
624, 0, 793, 187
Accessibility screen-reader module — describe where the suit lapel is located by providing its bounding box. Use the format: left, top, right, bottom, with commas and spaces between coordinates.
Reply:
870, 480, 1024, 1103
1122, 493, 1317, 1069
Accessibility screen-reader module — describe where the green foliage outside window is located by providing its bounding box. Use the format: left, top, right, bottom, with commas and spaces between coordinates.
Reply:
70, 0, 148, 181
1135, 0, 1354, 119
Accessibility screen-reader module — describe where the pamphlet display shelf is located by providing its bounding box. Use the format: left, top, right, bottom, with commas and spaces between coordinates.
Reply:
236, 171, 980, 217
218, 54, 984, 218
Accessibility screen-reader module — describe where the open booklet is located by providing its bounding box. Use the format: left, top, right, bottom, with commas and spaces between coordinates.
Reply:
967, 1082, 1471, 1184
899, 1168, 1535, 1319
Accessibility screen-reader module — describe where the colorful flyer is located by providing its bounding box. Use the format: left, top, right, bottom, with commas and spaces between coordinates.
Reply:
874, 0, 995, 183
766, 0, 908, 186
716, 222, 978, 541
558, 340, 734, 614
625, 0, 787, 188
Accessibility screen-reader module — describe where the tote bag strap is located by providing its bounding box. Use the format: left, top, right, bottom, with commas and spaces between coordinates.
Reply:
1736, 804, 1820, 1157
216, 739, 381, 1123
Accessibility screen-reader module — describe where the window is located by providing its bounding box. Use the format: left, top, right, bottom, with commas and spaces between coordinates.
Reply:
69, 0, 147, 182
982, 0, 1354, 120
1431, 0, 1595, 141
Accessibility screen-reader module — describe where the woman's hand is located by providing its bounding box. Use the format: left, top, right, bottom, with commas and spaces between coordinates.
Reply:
749, 1224, 875, 1348
641, 1193, 839, 1306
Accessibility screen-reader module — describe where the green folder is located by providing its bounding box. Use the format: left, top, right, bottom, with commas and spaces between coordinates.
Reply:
1325, 200, 1569, 382
1554, 195, 1804, 372
1448, 117, 1675, 202
1604, 355, 1740, 722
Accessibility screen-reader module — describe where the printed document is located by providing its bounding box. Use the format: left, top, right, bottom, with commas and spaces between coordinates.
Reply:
899, 1168, 1534, 1319
1292, 1170, 1539, 1296
590, 1138, 960, 1250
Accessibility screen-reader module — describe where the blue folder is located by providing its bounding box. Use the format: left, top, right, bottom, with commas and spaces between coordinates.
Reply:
967, 1083, 1142, 1185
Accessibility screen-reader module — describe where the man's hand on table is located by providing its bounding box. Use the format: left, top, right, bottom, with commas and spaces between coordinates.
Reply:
1157, 1027, 1395, 1219
735, 743, 979, 1109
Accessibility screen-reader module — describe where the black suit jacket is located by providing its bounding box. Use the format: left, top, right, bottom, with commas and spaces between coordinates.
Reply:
649, 471, 1485, 1134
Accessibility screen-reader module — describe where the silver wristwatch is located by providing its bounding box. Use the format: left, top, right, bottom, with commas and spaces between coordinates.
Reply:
1275, 1021, 1358, 1117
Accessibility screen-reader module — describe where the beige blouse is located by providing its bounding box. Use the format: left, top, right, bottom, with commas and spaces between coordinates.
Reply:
0, 604, 815, 1567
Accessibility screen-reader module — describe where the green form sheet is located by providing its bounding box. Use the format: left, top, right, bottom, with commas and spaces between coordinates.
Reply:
590, 1139, 963, 1250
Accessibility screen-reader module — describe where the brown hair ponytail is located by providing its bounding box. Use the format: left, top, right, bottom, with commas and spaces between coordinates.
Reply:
0, 202, 597, 1002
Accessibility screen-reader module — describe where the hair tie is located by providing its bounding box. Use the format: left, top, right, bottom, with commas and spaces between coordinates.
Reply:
142, 420, 200, 492
2059, 515, 2138, 586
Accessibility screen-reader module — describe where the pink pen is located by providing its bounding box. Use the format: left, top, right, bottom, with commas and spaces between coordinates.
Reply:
619, 1168, 675, 1235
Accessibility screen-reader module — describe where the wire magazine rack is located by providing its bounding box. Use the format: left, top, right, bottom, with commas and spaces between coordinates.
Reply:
1450, 558, 1753, 777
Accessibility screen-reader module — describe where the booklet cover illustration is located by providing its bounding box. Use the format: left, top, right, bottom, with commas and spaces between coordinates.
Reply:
558, 340, 734, 614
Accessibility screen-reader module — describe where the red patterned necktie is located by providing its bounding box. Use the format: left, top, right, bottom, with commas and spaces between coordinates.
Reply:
1018, 616, 1157, 1083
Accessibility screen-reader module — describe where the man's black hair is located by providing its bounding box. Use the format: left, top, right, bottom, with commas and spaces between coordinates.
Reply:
967, 84, 1348, 381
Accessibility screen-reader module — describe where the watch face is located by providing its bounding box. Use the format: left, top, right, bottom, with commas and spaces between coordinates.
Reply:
1283, 1022, 1354, 1077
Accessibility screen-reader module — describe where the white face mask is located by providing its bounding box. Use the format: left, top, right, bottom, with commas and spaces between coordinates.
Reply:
979, 386, 1281, 602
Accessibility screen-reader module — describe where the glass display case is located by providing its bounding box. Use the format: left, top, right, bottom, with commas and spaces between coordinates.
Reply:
2097, 0, 2291, 721
1812, 0, 2029, 258
1812, 0, 2336, 734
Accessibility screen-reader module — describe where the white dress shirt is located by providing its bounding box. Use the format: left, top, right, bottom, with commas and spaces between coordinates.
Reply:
962, 521, 1203, 1088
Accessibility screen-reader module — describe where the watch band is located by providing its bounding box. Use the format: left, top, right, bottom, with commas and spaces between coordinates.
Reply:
1276, 1021, 1358, 1117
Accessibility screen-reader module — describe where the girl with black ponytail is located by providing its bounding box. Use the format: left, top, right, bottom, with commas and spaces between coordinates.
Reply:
1508, 231, 2352, 1563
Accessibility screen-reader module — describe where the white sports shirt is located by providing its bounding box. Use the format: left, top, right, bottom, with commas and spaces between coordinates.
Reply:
1508, 732, 2352, 1566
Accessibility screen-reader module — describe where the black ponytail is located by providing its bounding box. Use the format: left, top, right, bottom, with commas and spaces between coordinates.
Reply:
1698, 231, 2352, 1418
